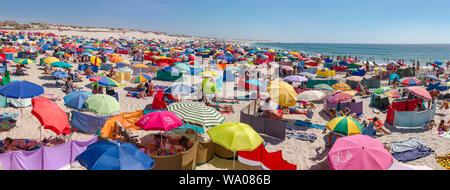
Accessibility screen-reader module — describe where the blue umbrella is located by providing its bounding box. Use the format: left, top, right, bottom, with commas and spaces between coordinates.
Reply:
0, 81, 44, 98
63, 91, 93, 109
51, 71, 69, 79
389, 73, 400, 82
433, 61, 442, 66
164, 84, 196, 95
76, 140, 154, 170
246, 79, 265, 87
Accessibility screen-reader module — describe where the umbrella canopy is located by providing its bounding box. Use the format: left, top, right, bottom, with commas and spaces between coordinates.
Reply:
90, 56, 102, 66
400, 77, 421, 86
118, 67, 133, 73
329, 92, 353, 103
389, 74, 400, 82
424, 75, 441, 81
284, 75, 308, 83
31, 97, 71, 135
76, 140, 154, 170
51, 71, 69, 79
406, 86, 432, 101
268, 80, 297, 108
110, 54, 123, 63
163, 84, 196, 95
0, 47, 18, 53
51, 61, 72, 68
346, 76, 363, 82
174, 62, 190, 71
382, 88, 400, 98
167, 102, 225, 127
132, 64, 148, 68
63, 91, 93, 110
16, 59, 35, 65
373, 87, 391, 95
85, 94, 120, 115
296, 90, 325, 102
207, 122, 263, 152
332, 83, 351, 91
314, 84, 334, 91
89, 76, 120, 87
245, 79, 265, 87
130, 73, 152, 83
328, 134, 392, 170
135, 111, 183, 131
0, 81, 44, 98
326, 116, 363, 136
44, 57, 60, 64
374, 67, 386, 72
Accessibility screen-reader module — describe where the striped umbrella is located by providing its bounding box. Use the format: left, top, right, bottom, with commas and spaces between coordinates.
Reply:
326, 116, 363, 136
332, 83, 351, 91
400, 77, 421, 86
16, 59, 35, 65
89, 76, 120, 87
167, 102, 225, 127
44, 57, 60, 64
314, 84, 334, 90
130, 73, 152, 83
118, 67, 133, 73
374, 67, 386, 72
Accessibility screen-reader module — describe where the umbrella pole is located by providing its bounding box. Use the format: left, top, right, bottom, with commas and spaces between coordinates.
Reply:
233, 151, 236, 170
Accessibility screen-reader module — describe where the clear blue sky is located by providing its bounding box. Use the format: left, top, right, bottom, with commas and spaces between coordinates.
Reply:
1, 0, 450, 43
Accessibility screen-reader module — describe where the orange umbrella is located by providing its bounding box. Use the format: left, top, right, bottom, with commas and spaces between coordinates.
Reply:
0, 47, 18, 53
110, 54, 123, 63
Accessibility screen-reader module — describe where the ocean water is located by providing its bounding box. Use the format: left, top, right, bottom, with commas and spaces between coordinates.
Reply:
251, 43, 450, 65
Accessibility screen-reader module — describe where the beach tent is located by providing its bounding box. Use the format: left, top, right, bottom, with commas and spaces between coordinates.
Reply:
156, 66, 183, 81
316, 68, 336, 77
0, 136, 98, 170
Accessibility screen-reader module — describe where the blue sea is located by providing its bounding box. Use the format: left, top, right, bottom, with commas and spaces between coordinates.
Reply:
251, 43, 450, 65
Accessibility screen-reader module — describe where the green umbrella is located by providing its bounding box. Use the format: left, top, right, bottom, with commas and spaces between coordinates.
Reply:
346, 68, 358, 72
174, 62, 190, 71
167, 102, 225, 127
51, 61, 72, 68
85, 94, 120, 115
373, 87, 391, 94
56, 51, 65, 55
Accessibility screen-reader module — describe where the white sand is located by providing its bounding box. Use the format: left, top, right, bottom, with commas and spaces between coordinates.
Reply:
1, 29, 449, 170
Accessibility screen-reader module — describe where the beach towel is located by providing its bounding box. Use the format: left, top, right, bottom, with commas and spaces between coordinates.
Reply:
436, 153, 450, 170
286, 130, 317, 142
392, 145, 434, 162
439, 131, 450, 139
388, 138, 428, 153
294, 120, 325, 130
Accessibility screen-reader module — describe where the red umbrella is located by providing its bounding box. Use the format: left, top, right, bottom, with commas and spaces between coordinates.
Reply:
31, 97, 71, 135
397, 62, 407, 66
406, 86, 432, 101
0, 47, 18, 53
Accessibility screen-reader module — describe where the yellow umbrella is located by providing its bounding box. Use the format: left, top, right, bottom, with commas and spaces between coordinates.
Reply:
44, 57, 60, 64
268, 80, 297, 108
132, 64, 148, 68
90, 56, 102, 66
374, 67, 386, 72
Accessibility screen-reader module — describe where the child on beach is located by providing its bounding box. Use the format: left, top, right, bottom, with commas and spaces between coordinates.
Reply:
437, 120, 449, 135
370, 117, 392, 135
425, 120, 436, 131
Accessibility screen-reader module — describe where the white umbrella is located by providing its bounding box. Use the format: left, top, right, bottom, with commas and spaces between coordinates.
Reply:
296, 90, 325, 102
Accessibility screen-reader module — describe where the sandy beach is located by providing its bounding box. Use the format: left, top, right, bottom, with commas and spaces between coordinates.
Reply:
0, 28, 448, 171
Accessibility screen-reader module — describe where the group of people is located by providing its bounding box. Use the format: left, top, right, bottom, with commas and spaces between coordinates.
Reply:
126, 79, 154, 99
139, 133, 194, 156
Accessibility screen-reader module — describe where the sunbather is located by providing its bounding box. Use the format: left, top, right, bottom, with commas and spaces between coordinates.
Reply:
84, 66, 94, 76
425, 120, 436, 131
204, 96, 234, 113
370, 117, 392, 135
438, 120, 449, 133
126, 90, 148, 99
328, 108, 337, 119
2, 137, 40, 152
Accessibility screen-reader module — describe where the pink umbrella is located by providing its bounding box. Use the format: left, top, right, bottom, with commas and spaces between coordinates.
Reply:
328, 134, 393, 170
329, 92, 353, 103
135, 111, 183, 131
406, 86, 432, 101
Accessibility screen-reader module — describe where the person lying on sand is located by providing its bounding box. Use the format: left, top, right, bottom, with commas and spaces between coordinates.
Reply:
127, 91, 149, 99
212, 96, 239, 104
425, 120, 436, 131
84, 66, 94, 76
1, 137, 40, 152
370, 117, 392, 135
204, 96, 234, 113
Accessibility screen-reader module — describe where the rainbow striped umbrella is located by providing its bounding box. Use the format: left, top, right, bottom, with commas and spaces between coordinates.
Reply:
332, 83, 351, 91
130, 73, 152, 83
314, 84, 334, 90
89, 76, 120, 87
399, 77, 421, 86
326, 116, 363, 136
382, 88, 400, 98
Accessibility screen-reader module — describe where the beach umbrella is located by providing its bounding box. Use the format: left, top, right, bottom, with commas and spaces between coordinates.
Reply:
130, 73, 152, 84
167, 102, 225, 127
406, 86, 432, 101
85, 94, 121, 115
314, 84, 334, 91
200, 71, 217, 76
44, 57, 60, 64
329, 92, 353, 103
110, 54, 123, 63
174, 62, 190, 71
245, 79, 265, 87
424, 75, 441, 81
326, 116, 363, 136
382, 89, 400, 98
268, 80, 297, 108
132, 64, 148, 68
51, 61, 72, 68
31, 97, 71, 135
389, 74, 400, 82
63, 91, 93, 110
346, 76, 363, 82
345, 68, 358, 72
16, 59, 34, 65
328, 134, 392, 170
332, 83, 351, 91
0, 81, 44, 98
400, 77, 421, 86
90, 56, 102, 66
433, 61, 442, 66
388, 162, 433, 170
342, 90, 357, 96
163, 84, 196, 95
135, 111, 183, 131
281, 66, 294, 71
76, 140, 154, 170
207, 122, 264, 169
89, 76, 120, 87
296, 90, 325, 102
284, 75, 308, 83
0, 47, 18, 53
51, 71, 69, 79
